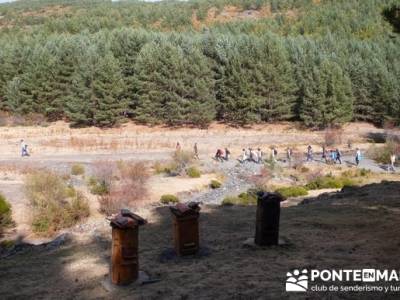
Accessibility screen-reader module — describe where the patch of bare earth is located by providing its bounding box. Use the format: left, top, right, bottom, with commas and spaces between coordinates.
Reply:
21, 5, 72, 18
192, 5, 299, 29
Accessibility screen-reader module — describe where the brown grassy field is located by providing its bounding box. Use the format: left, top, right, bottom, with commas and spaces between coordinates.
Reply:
0, 121, 385, 157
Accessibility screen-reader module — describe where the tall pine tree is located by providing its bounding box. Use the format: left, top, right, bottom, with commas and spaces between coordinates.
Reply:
133, 39, 216, 127
65, 49, 126, 127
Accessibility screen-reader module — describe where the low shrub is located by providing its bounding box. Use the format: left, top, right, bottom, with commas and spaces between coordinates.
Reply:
221, 196, 241, 206
221, 191, 257, 206
359, 168, 371, 177
160, 194, 179, 204
153, 161, 166, 174
210, 180, 222, 189
87, 176, 98, 187
275, 186, 308, 199
0, 193, 13, 235
87, 176, 109, 195
71, 164, 85, 176
153, 161, 180, 176
25, 170, 90, 236
305, 175, 356, 190
90, 181, 109, 195
341, 168, 371, 178
186, 166, 201, 178
300, 166, 310, 173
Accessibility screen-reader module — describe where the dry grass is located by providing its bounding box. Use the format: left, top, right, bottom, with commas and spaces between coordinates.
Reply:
0, 121, 383, 157
24, 170, 89, 236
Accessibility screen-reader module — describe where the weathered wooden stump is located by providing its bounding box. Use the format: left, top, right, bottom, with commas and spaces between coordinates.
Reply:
110, 209, 146, 285
254, 192, 283, 246
170, 202, 200, 256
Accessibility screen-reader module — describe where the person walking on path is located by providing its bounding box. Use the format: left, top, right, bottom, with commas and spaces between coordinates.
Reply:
257, 148, 263, 164
193, 143, 199, 159
215, 149, 224, 162
355, 148, 362, 166
330, 149, 336, 163
249, 148, 255, 162
389, 153, 396, 172
224, 148, 231, 161
306, 145, 313, 162
322, 146, 327, 163
176, 142, 181, 152
271, 147, 277, 162
20, 139, 29, 157
335, 148, 342, 164
241, 148, 248, 163
286, 148, 292, 162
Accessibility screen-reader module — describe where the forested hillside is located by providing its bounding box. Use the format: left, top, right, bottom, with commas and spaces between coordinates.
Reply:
0, 0, 399, 128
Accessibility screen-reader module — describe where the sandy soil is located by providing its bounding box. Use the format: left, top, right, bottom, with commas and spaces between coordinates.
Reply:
1, 181, 399, 299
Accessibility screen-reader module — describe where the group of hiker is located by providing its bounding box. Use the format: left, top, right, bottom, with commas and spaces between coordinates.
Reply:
240, 148, 265, 163
184, 141, 398, 171
19, 138, 397, 172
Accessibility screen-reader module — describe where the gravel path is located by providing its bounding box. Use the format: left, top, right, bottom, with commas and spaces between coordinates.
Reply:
181, 154, 396, 205
182, 160, 263, 205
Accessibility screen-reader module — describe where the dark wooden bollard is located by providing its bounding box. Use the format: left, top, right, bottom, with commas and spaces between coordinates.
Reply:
255, 192, 283, 246
170, 202, 200, 256
110, 209, 146, 285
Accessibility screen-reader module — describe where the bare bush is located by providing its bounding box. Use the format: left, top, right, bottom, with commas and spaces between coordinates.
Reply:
98, 162, 149, 215
324, 127, 343, 146
172, 150, 193, 172
91, 160, 116, 193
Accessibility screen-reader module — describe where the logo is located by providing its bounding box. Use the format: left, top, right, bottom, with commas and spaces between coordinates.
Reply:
286, 269, 308, 292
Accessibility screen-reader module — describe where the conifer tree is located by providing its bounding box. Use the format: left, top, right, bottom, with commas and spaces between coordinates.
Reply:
65, 50, 126, 127
134, 40, 216, 127
300, 60, 353, 128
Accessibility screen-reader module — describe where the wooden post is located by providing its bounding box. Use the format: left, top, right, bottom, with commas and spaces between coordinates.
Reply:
170, 202, 200, 256
109, 209, 146, 285
254, 192, 282, 246
172, 214, 199, 256
111, 226, 139, 285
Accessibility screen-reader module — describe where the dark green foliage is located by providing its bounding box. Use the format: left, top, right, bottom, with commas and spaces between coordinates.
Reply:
299, 60, 353, 128
216, 35, 296, 125
65, 50, 126, 127
134, 39, 216, 127
0, 0, 398, 128
383, 4, 400, 33
0, 193, 13, 234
